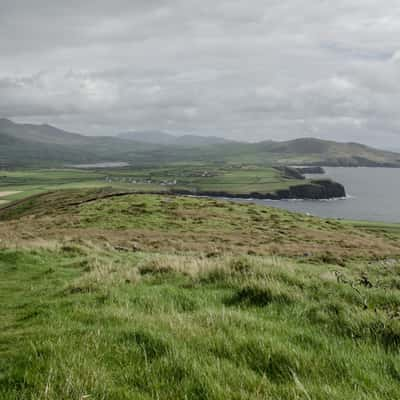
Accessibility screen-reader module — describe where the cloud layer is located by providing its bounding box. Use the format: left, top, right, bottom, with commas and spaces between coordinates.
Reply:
1, 0, 400, 147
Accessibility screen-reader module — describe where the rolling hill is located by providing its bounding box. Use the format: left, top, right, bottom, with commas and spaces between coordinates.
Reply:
0, 118, 90, 146
1, 118, 400, 168
251, 138, 400, 166
0, 119, 161, 167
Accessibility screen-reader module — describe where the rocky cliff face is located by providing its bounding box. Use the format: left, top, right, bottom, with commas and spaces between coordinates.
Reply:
274, 180, 346, 200
170, 179, 346, 200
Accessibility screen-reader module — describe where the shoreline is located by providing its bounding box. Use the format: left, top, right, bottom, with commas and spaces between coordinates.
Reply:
169, 179, 346, 201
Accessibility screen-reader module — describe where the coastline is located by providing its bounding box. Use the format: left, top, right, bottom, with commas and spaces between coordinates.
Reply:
169, 179, 346, 201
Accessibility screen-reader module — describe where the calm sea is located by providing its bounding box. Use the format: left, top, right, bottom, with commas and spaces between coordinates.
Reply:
244, 167, 400, 223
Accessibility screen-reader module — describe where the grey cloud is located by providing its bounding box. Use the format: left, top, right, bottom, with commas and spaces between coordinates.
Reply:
1, 0, 400, 148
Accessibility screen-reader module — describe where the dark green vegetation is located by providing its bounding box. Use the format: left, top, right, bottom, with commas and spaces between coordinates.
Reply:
1, 189, 400, 399
1, 118, 400, 167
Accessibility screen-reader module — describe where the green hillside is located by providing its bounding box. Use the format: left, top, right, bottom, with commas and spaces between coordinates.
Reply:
1, 119, 400, 168
191, 138, 400, 166
0, 119, 162, 167
1, 189, 400, 399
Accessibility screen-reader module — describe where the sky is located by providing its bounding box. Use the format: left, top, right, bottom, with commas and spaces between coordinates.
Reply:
1, 0, 400, 148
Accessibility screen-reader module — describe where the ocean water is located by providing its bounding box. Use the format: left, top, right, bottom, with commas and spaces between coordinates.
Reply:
243, 167, 400, 223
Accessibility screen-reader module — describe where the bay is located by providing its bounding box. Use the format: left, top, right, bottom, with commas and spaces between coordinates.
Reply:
245, 167, 400, 223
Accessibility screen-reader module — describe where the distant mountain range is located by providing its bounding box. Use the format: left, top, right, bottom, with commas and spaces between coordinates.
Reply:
118, 130, 232, 147
1, 118, 400, 168
0, 118, 159, 166
0, 118, 90, 146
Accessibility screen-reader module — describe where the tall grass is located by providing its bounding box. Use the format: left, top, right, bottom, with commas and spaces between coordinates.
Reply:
1, 246, 400, 399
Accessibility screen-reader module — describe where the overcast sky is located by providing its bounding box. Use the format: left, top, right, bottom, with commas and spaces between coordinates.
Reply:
1, 0, 400, 147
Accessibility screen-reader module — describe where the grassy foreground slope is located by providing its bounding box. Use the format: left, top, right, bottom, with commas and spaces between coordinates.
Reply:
1, 190, 400, 400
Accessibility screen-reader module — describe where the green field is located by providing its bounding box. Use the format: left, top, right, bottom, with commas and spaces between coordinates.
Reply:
1, 189, 400, 399
0, 165, 305, 204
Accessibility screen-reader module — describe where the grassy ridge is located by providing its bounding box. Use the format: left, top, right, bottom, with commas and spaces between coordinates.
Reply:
1, 189, 398, 258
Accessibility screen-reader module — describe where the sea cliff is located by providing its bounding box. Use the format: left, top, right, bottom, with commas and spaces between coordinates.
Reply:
170, 179, 346, 200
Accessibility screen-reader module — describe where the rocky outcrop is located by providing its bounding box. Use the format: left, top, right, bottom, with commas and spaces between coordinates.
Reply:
169, 179, 346, 200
